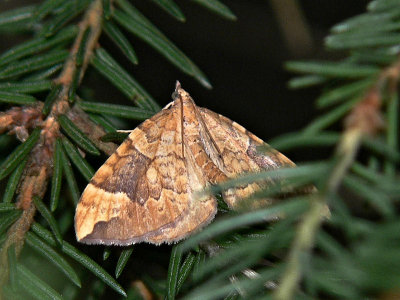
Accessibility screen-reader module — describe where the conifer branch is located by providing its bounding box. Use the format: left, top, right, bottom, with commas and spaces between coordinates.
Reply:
274, 52, 400, 300
0, 0, 109, 289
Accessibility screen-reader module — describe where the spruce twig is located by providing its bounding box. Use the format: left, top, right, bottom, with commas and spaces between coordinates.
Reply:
274, 53, 399, 299
0, 0, 109, 289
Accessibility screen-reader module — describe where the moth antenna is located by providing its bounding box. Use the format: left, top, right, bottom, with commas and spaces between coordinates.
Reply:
172, 81, 182, 100
175, 80, 181, 91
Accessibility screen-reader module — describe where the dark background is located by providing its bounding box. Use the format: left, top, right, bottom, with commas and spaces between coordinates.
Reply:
1, 0, 369, 162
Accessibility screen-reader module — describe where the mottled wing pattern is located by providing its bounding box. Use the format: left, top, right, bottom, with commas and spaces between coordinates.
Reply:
145, 135, 217, 244
75, 103, 217, 245
199, 108, 294, 170
198, 107, 295, 208
75, 83, 301, 245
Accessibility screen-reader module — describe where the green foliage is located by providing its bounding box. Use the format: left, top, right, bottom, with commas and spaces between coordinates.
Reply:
59, 144, 81, 206
31, 222, 126, 296
0, 91, 37, 105
50, 139, 63, 211
58, 115, 100, 156
14, 263, 64, 300
0, 210, 22, 236
24, 232, 81, 287
61, 137, 95, 182
0, 128, 41, 180
2, 157, 28, 204
0, 80, 52, 94
115, 248, 133, 279
191, 0, 236, 20
112, 2, 210, 88
32, 196, 63, 246
0, 50, 70, 79
166, 245, 183, 300
78, 101, 154, 120
0, 25, 77, 67
0, 0, 399, 299
103, 21, 138, 65
91, 47, 160, 111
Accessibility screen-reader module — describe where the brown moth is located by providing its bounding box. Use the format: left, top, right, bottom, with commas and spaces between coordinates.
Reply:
75, 82, 295, 245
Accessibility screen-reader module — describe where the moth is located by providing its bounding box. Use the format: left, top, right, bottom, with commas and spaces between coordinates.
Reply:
75, 82, 295, 245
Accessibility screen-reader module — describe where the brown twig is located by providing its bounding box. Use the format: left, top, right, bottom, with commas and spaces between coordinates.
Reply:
67, 105, 117, 156
0, 0, 111, 289
0, 103, 44, 141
